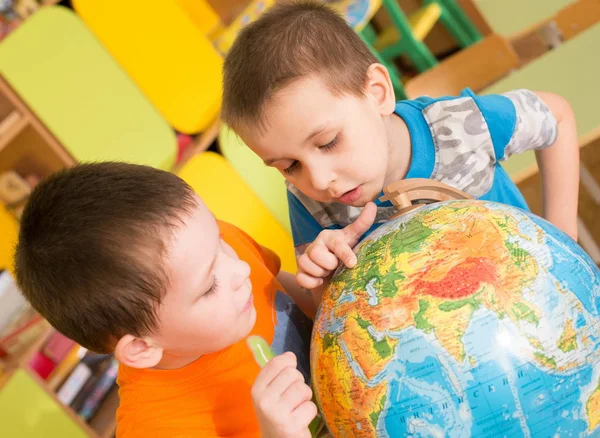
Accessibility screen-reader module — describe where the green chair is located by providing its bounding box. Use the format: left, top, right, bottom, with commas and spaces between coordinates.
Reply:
425, 0, 483, 45
335, 0, 482, 98
0, 7, 177, 170
358, 29, 408, 99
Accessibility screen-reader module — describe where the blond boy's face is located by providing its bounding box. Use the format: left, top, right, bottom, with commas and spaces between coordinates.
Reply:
243, 75, 394, 207
151, 197, 256, 361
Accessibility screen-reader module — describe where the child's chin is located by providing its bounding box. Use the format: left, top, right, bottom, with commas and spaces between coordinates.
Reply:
239, 307, 258, 338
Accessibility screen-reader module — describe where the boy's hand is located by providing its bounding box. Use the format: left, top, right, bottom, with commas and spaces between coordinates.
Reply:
297, 202, 377, 289
251, 352, 317, 438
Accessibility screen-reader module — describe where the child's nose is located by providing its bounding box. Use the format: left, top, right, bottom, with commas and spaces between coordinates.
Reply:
308, 165, 334, 192
231, 260, 251, 290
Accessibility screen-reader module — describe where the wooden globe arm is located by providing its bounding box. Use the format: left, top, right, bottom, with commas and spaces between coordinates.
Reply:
380, 179, 473, 218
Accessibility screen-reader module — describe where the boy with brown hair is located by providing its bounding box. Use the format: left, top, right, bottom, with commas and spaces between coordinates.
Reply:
15, 162, 318, 437
222, 1, 579, 303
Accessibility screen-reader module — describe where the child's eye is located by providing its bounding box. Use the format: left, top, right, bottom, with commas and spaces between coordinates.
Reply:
318, 135, 339, 151
283, 160, 300, 175
204, 277, 219, 297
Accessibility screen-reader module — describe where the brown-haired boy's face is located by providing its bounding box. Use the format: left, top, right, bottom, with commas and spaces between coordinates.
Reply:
242, 72, 408, 207
149, 197, 256, 365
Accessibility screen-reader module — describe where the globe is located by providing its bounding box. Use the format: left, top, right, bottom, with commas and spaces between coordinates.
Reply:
311, 200, 600, 437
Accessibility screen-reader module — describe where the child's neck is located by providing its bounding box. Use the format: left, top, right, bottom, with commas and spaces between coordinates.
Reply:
153, 351, 202, 370
383, 113, 412, 187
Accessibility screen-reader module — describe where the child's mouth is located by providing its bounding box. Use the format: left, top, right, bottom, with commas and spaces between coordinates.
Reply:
242, 293, 254, 312
337, 186, 362, 204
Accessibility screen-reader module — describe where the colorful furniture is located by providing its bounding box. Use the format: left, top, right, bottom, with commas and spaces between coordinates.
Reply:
472, 0, 573, 37
405, 33, 519, 98
374, 0, 480, 63
554, 0, 600, 40
0, 7, 177, 170
425, 0, 483, 43
177, 0, 276, 56
335, 0, 438, 86
177, 152, 297, 272
0, 206, 18, 272
73, 0, 223, 134
337, 0, 481, 69
213, 0, 276, 55
219, 127, 291, 234
0, 369, 88, 438
332, 0, 481, 97
175, 0, 222, 38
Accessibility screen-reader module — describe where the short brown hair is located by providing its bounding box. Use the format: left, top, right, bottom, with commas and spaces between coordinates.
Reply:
222, 1, 377, 134
14, 163, 197, 353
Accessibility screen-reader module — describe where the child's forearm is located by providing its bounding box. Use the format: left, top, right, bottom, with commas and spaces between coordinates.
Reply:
277, 271, 318, 319
310, 275, 333, 309
534, 91, 579, 240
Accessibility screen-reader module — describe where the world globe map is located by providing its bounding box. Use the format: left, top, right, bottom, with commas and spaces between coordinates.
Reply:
311, 200, 600, 437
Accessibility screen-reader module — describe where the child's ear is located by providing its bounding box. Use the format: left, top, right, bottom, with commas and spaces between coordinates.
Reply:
365, 63, 396, 116
115, 335, 163, 369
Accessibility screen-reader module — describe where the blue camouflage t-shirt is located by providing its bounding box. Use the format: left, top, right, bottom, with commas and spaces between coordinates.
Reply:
287, 88, 558, 256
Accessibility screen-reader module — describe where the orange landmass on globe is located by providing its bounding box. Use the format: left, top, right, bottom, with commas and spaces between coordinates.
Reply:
426, 299, 477, 362
558, 319, 578, 353
341, 312, 399, 379
586, 378, 600, 432
338, 294, 418, 334
312, 330, 388, 437
409, 256, 498, 300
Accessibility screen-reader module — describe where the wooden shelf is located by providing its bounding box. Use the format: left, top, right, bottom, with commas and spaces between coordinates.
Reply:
0, 111, 27, 154
0, 72, 112, 437
89, 386, 119, 438
0, 329, 120, 438
0, 321, 53, 371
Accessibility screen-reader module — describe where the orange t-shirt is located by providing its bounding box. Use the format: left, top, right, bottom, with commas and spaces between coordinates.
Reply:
116, 221, 312, 437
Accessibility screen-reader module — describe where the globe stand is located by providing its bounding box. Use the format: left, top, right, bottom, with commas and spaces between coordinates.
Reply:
380, 179, 473, 219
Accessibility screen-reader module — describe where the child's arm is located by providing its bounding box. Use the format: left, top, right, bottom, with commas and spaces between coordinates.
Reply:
296, 202, 377, 302
277, 270, 318, 319
533, 91, 579, 240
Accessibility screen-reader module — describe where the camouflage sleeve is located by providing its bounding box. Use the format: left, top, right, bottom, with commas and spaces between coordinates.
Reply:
423, 96, 496, 198
500, 89, 558, 159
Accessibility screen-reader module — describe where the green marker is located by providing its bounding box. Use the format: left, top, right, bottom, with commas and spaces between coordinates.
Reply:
247, 335, 276, 367
246, 336, 326, 437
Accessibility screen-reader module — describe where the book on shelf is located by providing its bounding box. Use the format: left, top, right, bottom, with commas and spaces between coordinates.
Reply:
78, 358, 119, 420
0, 269, 27, 334
56, 351, 115, 409
69, 353, 114, 412
28, 350, 56, 379
46, 344, 85, 391
56, 361, 93, 406
0, 269, 45, 360
43, 331, 76, 363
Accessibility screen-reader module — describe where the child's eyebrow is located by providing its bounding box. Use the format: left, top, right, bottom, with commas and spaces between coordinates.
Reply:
305, 122, 330, 142
196, 239, 219, 290
262, 122, 332, 165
